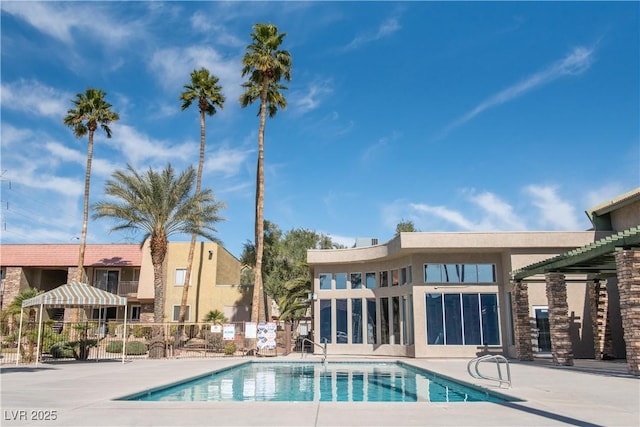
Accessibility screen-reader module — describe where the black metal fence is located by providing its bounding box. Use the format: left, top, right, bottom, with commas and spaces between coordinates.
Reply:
0, 320, 299, 364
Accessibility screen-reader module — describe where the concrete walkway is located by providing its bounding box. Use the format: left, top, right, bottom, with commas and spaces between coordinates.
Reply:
1, 355, 638, 426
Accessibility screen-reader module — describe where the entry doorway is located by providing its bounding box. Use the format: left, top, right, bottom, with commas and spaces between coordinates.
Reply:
533, 306, 551, 353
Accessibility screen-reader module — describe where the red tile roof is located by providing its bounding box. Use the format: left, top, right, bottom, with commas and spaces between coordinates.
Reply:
0, 244, 142, 267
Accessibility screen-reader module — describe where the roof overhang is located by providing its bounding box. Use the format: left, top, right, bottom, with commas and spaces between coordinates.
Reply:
512, 226, 640, 281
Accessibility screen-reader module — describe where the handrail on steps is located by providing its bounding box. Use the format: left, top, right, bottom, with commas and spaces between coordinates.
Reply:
300, 338, 327, 363
467, 354, 511, 388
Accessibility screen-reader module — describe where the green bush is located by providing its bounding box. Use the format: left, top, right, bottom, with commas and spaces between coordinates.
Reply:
224, 342, 236, 355
131, 325, 152, 339
105, 340, 148, 355
50, 342, 75, 359
206, 333, 225, 352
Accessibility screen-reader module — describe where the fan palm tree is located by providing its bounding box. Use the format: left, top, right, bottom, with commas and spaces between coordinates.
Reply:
240, 23, 292, 324
63, 88, 119, 283
178, 68, 225, 327
93, 164, 225, 358
203, 309, 228, 325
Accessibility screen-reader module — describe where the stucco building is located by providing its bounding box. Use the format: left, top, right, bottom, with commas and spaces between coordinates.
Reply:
307, 188, 640, 374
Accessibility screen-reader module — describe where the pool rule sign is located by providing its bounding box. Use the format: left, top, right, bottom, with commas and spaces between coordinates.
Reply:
257, 322, 277, 351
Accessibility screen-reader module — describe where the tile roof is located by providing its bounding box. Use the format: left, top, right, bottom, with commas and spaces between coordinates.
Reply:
0, 244, 142, 267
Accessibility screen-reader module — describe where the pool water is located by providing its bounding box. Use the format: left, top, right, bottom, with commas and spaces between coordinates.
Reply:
123, 362, 510, 403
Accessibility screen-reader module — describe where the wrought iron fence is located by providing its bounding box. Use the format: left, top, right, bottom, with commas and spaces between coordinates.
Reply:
0, 320, 297, 364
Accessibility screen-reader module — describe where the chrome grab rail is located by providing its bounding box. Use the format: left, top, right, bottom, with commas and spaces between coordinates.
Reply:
467, 354, 511, 388
300, 338, 327, 363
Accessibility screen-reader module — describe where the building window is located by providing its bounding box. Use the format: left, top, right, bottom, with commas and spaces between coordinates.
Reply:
319, 273, 332, 290
426, 293, 500, 346
172, 305, 190, 322
335, 273, 347, 290
365, 272, 376, 289
130, 305, 141, 321
423, 264, 496, 284
350, 272, 362, 289
366, 298, 377, 344
320, 299, 332, 343
392, 296, 400, 344
352, 299, 363, 344
336, 299, 348, 343
380, 297, 390, 344
379, 271, 388, 288
400, 268, 407, 285
391, 269, 399, 286
175, 268, 187, 286
407, 266, 412, 284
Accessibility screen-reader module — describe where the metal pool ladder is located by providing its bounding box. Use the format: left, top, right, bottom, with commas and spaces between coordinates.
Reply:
300, 338, 327, 363
467, 354, 512, 388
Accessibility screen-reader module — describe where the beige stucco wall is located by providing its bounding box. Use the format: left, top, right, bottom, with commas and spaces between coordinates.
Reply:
610, 200, 640, 231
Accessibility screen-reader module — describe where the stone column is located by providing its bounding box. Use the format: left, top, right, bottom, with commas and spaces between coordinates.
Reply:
589, 280, 609, 360
2, 267, 24, 311
512, 281, 533, 361
615, 250, 640, 376
546, 272, 573, 366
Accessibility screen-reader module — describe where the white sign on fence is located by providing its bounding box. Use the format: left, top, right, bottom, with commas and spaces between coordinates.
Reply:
245, 322, 257, 339
223, 324, 235, 341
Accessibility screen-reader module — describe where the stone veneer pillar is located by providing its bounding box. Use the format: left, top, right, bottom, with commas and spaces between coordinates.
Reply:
512, 281, 534, 361
615, 250, 640, 376
2, 267, 24, 311
139, 304, 155, 323
545, 272, 573, 366
589, 280, 609, 360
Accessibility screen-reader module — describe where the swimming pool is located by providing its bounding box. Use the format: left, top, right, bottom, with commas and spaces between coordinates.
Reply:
121, 362, 513, 403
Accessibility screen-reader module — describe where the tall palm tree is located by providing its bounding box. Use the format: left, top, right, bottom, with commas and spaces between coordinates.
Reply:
93, 164, 225, 358
63, 88, 119, 283
240, 23, 292, 324
178, 68, 225, 326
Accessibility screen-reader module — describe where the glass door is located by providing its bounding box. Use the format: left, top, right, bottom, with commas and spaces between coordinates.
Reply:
534, 307, 551, 352
95, 269, 119, 294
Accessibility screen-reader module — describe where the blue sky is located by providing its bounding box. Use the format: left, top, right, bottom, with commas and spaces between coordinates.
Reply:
1, 1, 638, 258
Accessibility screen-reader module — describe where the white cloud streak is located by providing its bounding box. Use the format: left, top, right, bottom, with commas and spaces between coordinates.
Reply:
342, 16, 401, 51
524, 185, 580, 230
292, 79, 334, 114
205, 146, 253, 177
1, 79, 71, 119
441, 46, 596, 136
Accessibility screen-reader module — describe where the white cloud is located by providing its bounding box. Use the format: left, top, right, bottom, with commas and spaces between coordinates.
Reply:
1, 2, 140, 47
343, 16, 401, 51
524, 185, 580, 230
1, 124, 34, 147
441, 46, 596, 137
584, 183, 628, 210
44, 142, 119, 178
469, 191, 526, 230
1, 79, 71, 119
149, 46, 243, 102
410, 203, 478, 230
205, 146, 253, 177
292, 79, 334, 114
108, 124, 198, 166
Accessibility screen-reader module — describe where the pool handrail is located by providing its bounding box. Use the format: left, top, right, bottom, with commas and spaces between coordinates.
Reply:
300, 338, 327, 363
467, 354, 511, 388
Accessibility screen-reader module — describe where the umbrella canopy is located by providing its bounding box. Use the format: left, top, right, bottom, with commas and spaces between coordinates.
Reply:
22, 282, 127, 308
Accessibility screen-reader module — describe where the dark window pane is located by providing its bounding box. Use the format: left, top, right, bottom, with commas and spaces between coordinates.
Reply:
319, 274, 332, 290
462, 294, 481, 345
391, 269, 399, 286
480, 294, 500, 345
380, 297, 389, 344
320, 299, 332, 343
426, 293, 443, 345
336, 299, 348, 343
444, 294, 463, 344
367, 298, 377, 344
350, 273, 362, 289
392, 296, 400, 345
443, 264, 461, 283
352, 299, 363, 344
380, 271, 389, 288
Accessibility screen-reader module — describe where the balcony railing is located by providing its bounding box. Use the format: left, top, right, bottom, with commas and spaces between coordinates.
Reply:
92, 280, 139, 296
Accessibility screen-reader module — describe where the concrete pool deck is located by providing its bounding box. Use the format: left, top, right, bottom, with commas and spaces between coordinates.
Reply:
1, 354, 638, 426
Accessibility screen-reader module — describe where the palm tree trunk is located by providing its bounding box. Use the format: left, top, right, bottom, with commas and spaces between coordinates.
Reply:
251, 83, 270, 324
149, 235, 167, 359
178, 109, 207, 333
76, 130, 94, 283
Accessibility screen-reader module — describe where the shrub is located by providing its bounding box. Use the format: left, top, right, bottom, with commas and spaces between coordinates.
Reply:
105, 340, 148, 355
131, 325, 152, 339
224, 342, 236, 355
50, 342, 75, 359
207, 333, 225, 352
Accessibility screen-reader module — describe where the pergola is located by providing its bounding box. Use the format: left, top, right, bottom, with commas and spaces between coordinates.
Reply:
17, 282, 128, 365
511, 226, 640, 375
